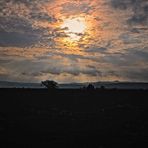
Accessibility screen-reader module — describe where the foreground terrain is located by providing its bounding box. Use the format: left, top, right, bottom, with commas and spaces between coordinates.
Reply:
0, 88, 148, 147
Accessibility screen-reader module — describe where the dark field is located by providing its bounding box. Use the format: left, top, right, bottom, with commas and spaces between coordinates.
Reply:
0, 88, 148, 148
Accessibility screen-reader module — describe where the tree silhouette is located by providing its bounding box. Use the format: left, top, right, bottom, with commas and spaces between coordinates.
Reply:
87, 84, 95, 90
100, 85, 105, 90
41, 80, 58, 89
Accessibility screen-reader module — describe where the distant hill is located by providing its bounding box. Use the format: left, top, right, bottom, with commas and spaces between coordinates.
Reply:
61, 81, 148, 89
0, 81, 42, 88
0, 81, 148, 89
91, 81, 148, 90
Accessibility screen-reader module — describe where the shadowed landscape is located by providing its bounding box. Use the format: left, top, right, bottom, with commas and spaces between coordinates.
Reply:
0, 88, 148, 148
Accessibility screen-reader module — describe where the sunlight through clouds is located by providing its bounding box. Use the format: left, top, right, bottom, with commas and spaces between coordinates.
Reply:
0, 0, 148, 82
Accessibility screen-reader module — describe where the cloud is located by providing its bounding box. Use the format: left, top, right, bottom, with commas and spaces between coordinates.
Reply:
40, 67, 102, 77
0, 0, 59, 48
30, 12, 57, 22
110, 0, 148, 25
0, 31, 39, 47
0, 66, 9, 75
0, 16, 32, 32
110, 0, 133, 10
85, 47, 107, 53
61, 2, 93, 15
121, 68, 148, 82
0, 0, 52, 6
0, 12, 45, 47
0, 0, 148, 83
119, 33, 141, 44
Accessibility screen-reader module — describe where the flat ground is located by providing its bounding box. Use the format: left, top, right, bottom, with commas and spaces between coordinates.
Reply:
0, 88, 148, 148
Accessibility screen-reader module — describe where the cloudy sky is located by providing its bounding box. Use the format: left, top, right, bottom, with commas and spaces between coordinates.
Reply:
0, 0, 148, 83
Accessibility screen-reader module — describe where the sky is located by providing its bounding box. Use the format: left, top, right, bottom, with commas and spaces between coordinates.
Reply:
0, 0, 148, 83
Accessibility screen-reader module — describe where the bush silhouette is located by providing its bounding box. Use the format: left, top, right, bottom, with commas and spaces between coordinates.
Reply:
100, 85, 105, 90
87, 84, 95, 90
41, 80, 58, 89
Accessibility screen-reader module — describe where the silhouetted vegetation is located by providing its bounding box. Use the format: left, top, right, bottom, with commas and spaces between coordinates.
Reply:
100, 85, 105, 90
41, 80, 58, 89
87, 83, 95, 90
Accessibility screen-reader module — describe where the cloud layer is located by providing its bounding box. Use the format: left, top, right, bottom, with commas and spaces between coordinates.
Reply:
0, 0, 148, 83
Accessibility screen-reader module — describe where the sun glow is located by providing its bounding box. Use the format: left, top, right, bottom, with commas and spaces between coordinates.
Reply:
61, 17, 86, 41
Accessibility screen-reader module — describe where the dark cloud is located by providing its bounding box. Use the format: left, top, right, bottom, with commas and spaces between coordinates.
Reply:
0, 15, 44, 47
110, 0, 133, 10
40, 68, 121, 78
30, 12, 57, 22
0, 16, 32, 32
61, 2, 92, 15
85, 47, 107, 53
0, 1, 63, 48
119, 33, 141, 44
128, 14, 148, 25
48, 52, 102, 63
31, 68, 102, 77
19, 66, 100, 78
130, 49, 148, 62
22, 71, 43, 77
122, 68, 148, 82
0, 13, 56, 47
0, 31, 39, 47
110, 0, 148, 25
0, 0, 51, 5
0, 57, 13, 65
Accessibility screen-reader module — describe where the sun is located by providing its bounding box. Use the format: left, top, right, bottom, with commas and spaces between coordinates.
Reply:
61, 17, 86, 41
63, 18, 86, 34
